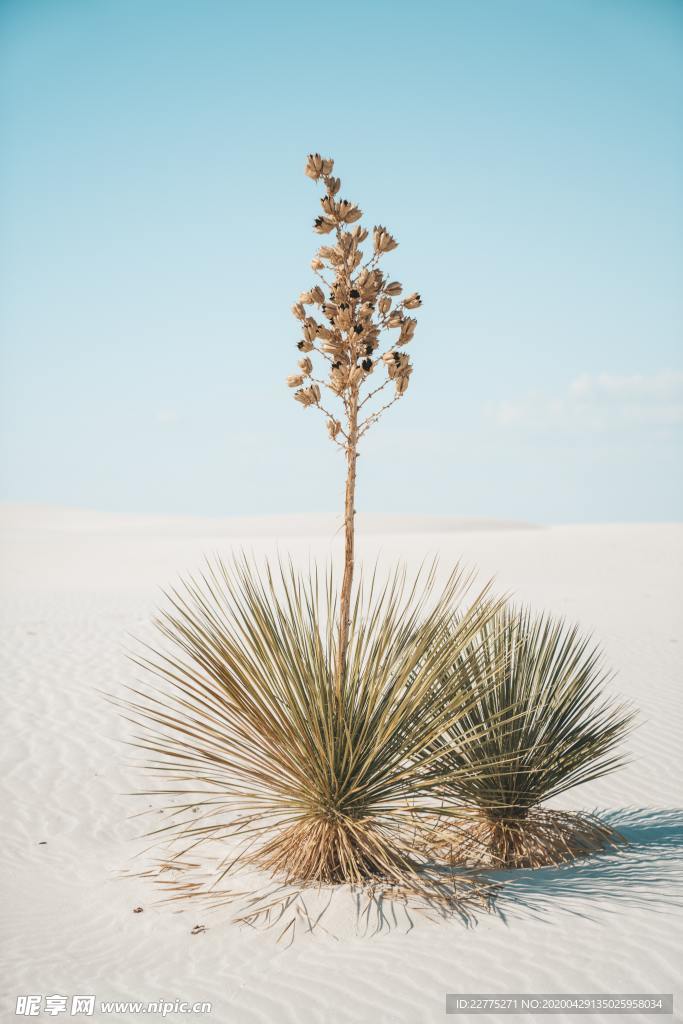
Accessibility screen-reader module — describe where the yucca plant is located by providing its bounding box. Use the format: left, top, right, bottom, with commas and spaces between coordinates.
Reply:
124, 557, 504, 904
122, 155, 506, 916
122, 156, 516, 919
426, 606, 637, 868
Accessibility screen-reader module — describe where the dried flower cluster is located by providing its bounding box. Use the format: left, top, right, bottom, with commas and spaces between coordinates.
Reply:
288, 153, 421, 445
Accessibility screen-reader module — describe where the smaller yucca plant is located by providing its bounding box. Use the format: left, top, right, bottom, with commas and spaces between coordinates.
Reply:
428, 606, 636, 868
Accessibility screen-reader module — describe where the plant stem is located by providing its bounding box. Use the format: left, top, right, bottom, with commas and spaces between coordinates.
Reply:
337, 388, 358, 683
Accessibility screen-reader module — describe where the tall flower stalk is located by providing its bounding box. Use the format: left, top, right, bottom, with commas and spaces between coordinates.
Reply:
290, 154, 421, 679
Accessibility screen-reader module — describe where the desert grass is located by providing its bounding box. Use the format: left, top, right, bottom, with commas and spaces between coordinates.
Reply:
424, 606, 636, 868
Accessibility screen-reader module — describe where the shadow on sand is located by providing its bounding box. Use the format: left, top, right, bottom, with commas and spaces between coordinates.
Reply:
276, 809, 683, 940
143, 809, 683, 941
489, 808, 683, 924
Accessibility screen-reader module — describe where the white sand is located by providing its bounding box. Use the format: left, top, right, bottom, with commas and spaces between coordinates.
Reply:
1, 505, 682, 1023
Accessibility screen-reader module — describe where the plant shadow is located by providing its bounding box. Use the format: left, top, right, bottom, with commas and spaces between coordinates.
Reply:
489, 808, 683, 924
135, 809, 683, 940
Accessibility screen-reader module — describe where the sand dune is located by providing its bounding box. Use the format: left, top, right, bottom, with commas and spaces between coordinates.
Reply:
1, 506, 682, 1023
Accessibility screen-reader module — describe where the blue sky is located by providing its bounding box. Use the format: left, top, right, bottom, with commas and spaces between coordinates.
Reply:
1, 0, 681, 523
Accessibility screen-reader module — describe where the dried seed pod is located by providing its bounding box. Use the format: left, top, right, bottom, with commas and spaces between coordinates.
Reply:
294, 383, 321, 407
387, 311, 404, 328
305, 153, 333, 180
352, 226, 368, 243
398, 317, 417, 344
298, 357, 313, 374
310, 286, 325, 305
300, 291, 314, 305
384, 281, 402, 296
338, 200, 362, 224
373, 226, 398, 253
330, 367, 346, 394
327, 418, 342, 438
358, 269, 383, 301
297, 339, 314, 352
314, 215, 336, 234
383, 351, 410, 379
305, 153, 322, 179
395, 374, 410, 395
318, 246, 342, 264
336, 307, 352, 330
303, 318, 318, 342
287, 374, 304, 388
403, 292, 422, 309
291, 302, 306, 320
379, 296, 392, 315
311, 257, 325, 271
325, 176, 341, 196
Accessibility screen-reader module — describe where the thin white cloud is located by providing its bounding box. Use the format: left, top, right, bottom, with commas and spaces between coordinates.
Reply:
486, 371, 683, 431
